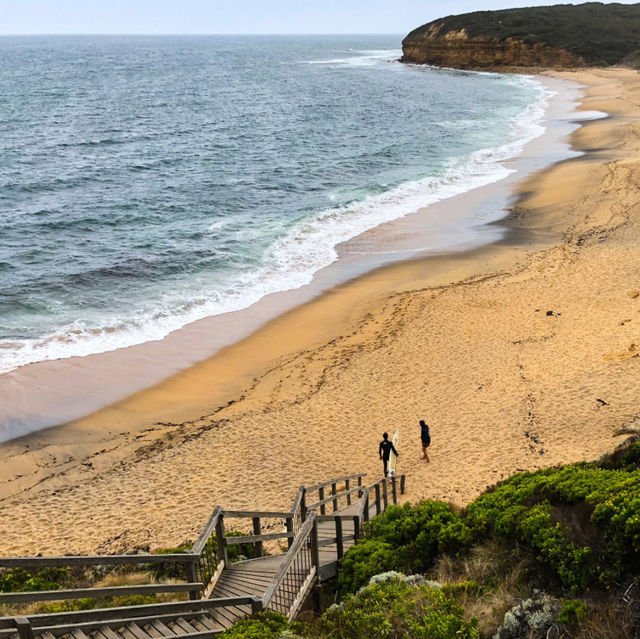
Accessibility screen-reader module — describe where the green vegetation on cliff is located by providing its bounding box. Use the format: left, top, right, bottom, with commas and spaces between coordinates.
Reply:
403, 2, 640, 66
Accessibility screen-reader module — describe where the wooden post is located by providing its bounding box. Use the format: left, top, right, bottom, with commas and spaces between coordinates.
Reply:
250, 596, 263, 616
354, 515, 361, 542
375, 483, 381, 515
252, 517, 263, 557
319, 487, 326, 515
215, 514, 228, 566
184, 558, 200, 600
345, 479, 351, 505
382, 479, 388, 510
392, 476, 398, 505
400, 474, 406, 495
363, 492, 370, 523
331, 482, 338, 512
357, 475, 363, 496
335, 517, 344, 559
14, 619, 34, 639
300, 487, 307, 522
312, 584, 322, 615
310, 516, 320, 571
285, 516, 294, 549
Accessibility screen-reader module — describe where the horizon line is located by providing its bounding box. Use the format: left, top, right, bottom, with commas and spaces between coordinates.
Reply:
0, 32, 405, 37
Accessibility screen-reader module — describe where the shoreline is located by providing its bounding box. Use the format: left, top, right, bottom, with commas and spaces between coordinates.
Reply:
0, 74, 583, 441
2, 68, 639, 556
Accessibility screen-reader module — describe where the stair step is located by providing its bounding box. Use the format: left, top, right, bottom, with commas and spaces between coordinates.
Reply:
124, 624, 150, 639
170, 618, 197, 635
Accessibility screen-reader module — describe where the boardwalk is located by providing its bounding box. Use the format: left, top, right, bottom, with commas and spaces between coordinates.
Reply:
0, 474, 405, 639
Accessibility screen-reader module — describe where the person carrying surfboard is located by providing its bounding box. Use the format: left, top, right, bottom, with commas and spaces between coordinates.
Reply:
379, 432, 399, 477
420, 419, 431, 462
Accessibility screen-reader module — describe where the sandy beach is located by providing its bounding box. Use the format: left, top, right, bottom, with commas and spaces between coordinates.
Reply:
1, 67, 639, 556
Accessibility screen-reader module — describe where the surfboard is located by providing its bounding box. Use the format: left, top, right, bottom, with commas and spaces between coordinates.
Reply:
388, 429, 399, 477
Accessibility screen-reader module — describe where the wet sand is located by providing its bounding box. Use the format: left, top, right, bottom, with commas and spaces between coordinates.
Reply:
1, 68, 639, 555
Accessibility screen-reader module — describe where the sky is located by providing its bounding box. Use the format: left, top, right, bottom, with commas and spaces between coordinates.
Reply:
0, 0, 636, 35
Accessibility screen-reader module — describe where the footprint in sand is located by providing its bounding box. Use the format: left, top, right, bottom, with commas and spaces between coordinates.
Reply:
603, 343, 639, 361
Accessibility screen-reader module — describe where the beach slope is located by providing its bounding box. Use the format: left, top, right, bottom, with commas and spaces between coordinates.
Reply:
0, 69, 639, 555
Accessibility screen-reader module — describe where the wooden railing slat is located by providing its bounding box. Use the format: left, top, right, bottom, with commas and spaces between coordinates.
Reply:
0, 554, 194, 569
191, 506, 222, 555
305, 474, 366, 492
306, 485, 364, 510
262, 512, 317, 608
0, 583, 203, 605
222, 510, 291, 519
225, 531, 294, 545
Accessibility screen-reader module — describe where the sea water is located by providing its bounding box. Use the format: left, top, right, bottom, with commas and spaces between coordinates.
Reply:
0, 35, 546, 376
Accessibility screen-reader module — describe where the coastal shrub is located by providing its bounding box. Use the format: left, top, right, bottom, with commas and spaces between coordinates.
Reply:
0, 567, 71, 592
338, 501, 473, 593
492, 591, 559, 639
147, 545, 191, 581
557, 599, 588, 626
35, 598, 97, 613
441, 580, 484, 598
597, 441, 640, 472
338, 540, 400, 594
220, 610, 305, 638
318, 576, 479, 639
225, 531, 261, 563
465, 465, 640, 591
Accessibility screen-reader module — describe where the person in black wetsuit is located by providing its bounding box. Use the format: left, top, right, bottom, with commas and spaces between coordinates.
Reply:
379, 432, 398, 477
420, 419, 431, 462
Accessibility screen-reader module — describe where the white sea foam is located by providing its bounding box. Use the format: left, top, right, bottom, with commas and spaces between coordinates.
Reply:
304, 49, 402, 67
0, 76, 550, 376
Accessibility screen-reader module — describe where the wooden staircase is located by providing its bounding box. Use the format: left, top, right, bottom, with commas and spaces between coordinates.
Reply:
0, 474, 405, 638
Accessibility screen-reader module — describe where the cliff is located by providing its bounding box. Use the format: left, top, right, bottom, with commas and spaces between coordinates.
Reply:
401, 2, 640, 69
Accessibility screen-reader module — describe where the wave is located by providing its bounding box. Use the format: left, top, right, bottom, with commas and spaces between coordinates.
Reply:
0, 76, 549, 376
304, 49, 402, 67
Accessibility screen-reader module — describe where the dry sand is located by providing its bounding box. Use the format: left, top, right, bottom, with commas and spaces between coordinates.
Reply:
1, 68, 639, 556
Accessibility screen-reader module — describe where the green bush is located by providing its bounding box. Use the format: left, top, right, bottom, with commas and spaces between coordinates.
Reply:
339, 502, 473, 593
319, 576, 479, 639
0, 567, 71, 593
338, 540, 400, 594
225, 531, 261, 563
36, 598, 97, 613
220, 610, 305, 638
147, 545, 191, 581
597, 441, 640, 472
465, 465, 640, 590
441, 580, 485, 598
557, 599, 588, 626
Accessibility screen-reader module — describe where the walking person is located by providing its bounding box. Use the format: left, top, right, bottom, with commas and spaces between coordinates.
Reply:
420, 419, 431, 462
379, 432, 398, 477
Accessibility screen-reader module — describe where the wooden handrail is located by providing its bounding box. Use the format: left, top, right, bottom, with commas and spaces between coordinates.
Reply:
0, 583, 203, 605
225, 531, 294, 545
223, 510, 291, 519
316, 513, 357, 523
191, 505, 222, 555
262, 511, 317, 609
290, 486, 305, 517
0, 553, 195, 569
305, 473, 366, 492
306, 485, 363, 509
0, 597, 260, 630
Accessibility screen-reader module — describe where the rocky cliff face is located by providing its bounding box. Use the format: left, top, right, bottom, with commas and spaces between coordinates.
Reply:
401, 27, 582, 69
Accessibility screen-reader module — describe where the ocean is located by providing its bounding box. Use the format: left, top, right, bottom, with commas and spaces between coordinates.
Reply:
0, 35, 547, 376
